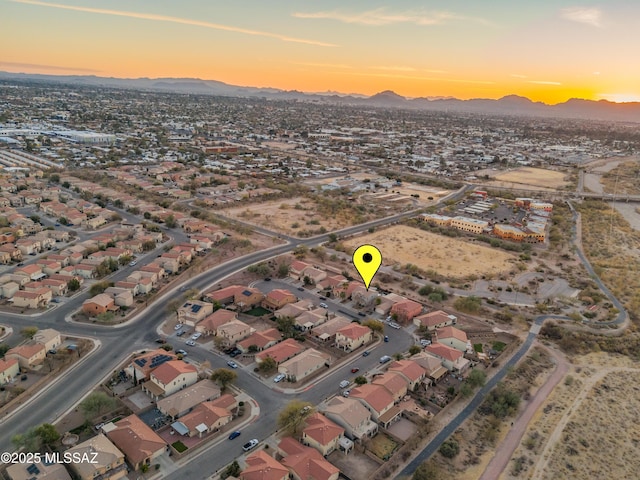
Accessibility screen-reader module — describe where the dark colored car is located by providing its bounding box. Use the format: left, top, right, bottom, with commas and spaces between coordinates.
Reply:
297, 287, 304, 291
319, 296, 327, 301
351, 367, 360, 373
264, 277, 271, 281
155, 338, 167, 344
176, 330, 185, 337
228, 430, 241, 440
362, 350, 370, 357
358, 312, 366, 317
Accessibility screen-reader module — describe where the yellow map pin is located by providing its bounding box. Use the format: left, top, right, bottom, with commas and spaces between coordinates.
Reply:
352, 244, 382, 290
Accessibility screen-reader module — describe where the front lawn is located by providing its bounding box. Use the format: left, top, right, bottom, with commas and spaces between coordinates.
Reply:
172, 441, 188, 453
245, 307, 271, 316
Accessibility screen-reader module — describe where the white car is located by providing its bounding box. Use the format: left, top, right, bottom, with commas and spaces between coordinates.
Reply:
227, 361, 238, 369
174, 324, 183, 330
243, 439, 259, 452
185, 340, 196, 346
389, 322, 401, 329
191, 332, 202, 340
339, 380, 350, 389
319, 303, 328, 309
273, 373, 286, 383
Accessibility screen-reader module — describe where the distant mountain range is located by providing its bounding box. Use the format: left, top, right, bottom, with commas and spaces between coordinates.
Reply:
1, 71, 639, 122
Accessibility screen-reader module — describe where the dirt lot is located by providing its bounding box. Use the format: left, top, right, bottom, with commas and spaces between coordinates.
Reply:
344, 225, 517, 278
487, 167, 569, 190
503, 352, 640, 480
220, 197, 348, 236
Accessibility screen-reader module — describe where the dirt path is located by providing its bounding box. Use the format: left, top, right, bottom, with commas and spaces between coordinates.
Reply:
529, 365, 640, 480
478, 346, 570, 480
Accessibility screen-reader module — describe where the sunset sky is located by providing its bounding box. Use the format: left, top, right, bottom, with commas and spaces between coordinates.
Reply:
3, 0, 640, 103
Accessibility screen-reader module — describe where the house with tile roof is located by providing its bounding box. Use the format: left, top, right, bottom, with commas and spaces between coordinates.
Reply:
410, 351, 449, 385
103, 414, 167, 470
177, 300, 213, 327
6, 458, 72, 480
425, 343, 470, 373
204, 285, 244, 305
388, 360, 427, 391
33, 328, 61, 352
311, 315, 352, 343
157, 379, 221, 419
256, 338, 304, 365
6, 343, 46, 369
125, 349, 178, 383
414, 310, 458, 331
65, 434, 127, 480
143, 360, 198, 400
302, 412, 346, 456
82, 293, 117, 317
435, 326, 471, 353
240, 450, 289, 480
174, 399, 233, 437
278, 348, 331, 383
278, 437, 340, 480
237, 328, 282, 353
294, 308, 329, 331
262, 289, 297, 311
0, 357, 19, 385
195, 309, 237, 336
216, 319, 254, 346
350, 384, 400, 427
390, 299, 423, 323
12, 288, 52, 309
274, 299, 314, 319
372, 371, 409, 403
335, 324, 372, 352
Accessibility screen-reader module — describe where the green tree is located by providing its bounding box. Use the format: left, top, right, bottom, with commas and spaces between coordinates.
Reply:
29, 215, 41, 224
89, 281, 111, 296
221, 460, 241, 479
165, 215, 177, 228
142, 240, 156, 252
354, 376, 367, 385
80, 391, 117, 419
276, 316, 297, 339
143, 211, 152, 220
412, 461, 443, 480
58, 216, 69, 226
21, 326, 38, 339
453, 296, 482, 314
49, 173, 60, 183
466, 369, 487, 389
277, 400, 314, 435
277, 262, 290, 278
12, 423, 60, 452
258, 356, 277, 374
409, 345, 421, 355
362, 320, 383, 334
67, 278, 81, 292
211, 368, 237, 390
0, 343, 9, 357
439, 438, 460, 458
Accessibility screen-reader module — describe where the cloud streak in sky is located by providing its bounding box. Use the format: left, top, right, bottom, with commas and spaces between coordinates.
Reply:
560, 6, 602, 27
293, 8, 488, 27
0, 61, 100, 73
10, 0, 336, 47
528, 80, 562, 85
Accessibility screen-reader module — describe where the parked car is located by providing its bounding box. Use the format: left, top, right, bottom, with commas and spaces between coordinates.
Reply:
228, 430, 241, 440
379, 355, 392, 364
48, 349, 57, 355
358, 312, 366, 317
420, 339, 432, 347
342, 390, 350, 397
264, 277, 271, 281
176, 349, 187, 356
129, 261, 137, 266
191, 332, 202, 340
174, 324, 183, 330
389, 322, 401, 329
227, 361, 238, 369
362, 350, 370, 357
351, 367, 360, 373
176, 330, 185, 337
319, 296, 327, 301
339, 380, 350, 389
155, 338, 167, 344
243, 439, 259, 452
273, 373, 286, 383
297, 287, 305, 291
384, 336, 389, 342
185, 340, 196, 347
229, 348, 242, 357
319, 303, 328, 309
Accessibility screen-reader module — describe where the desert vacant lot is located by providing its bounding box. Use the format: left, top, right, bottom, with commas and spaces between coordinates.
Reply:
537, 369, 640, 480
490, 167, 569, 190
220, 197, 348, 236
504, 353, 640, 480
344, 225, 516, 278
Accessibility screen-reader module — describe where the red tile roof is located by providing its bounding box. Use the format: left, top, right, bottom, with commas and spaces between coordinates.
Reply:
151, 360, 197, 384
